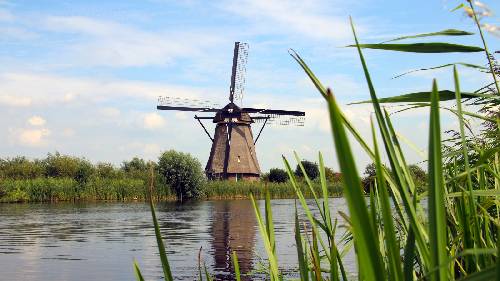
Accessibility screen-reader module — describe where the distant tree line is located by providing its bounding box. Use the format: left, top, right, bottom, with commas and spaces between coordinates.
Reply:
0, 151, 207, 202
0, 152, 427, 202
262, 160, 341, 183
262, 160, 427, 193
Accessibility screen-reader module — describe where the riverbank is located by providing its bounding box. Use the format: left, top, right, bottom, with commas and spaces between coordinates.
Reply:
0, 177, 343, 203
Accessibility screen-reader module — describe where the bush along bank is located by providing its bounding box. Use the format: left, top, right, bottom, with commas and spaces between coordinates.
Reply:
0, 151, 348, 203
0, 177, 344, 203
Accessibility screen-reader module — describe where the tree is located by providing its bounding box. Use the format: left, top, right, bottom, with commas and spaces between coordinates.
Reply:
294, 160, 319, 180
158, 150, 205, 201
268, 168, 288, 183
324, 167, 342, 182
95, 162, 116, 178
122, 157, 148, 173
408, 164, 427, 192
362, 163, 377, 192
74, 159, 94, 185
44, 152, 80, 178
0, 157, 45, 179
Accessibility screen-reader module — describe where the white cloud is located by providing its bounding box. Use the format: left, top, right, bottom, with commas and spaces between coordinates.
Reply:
100, 107, 121, 118
0, 72, 209, 107
27, 115, 46, 126
0, 9, 14, 22
143, 112, 166, 130
221, 0, 352, 41
43, 16, 222, 67
10, 128, 51, 147
174, 111, 188, 120
117, 142, 162, 160
0, 94, 31, 106
61, 128, 76, 137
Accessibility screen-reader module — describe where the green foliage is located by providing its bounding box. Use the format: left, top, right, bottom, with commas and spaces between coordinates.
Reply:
267, 168, 288, 183
0, 153, 173, 202
324, 166, 342, 182
158, 150, 205, 201
203, 179, 342, 199
122, 157, 148, 173
95, 162, 117, 178
44, 152, 80, 178
409, 164, 427, 192
0, 156, 45, 179
74, 159, 94, 185
136, 6, 498, 281
294, 160, 319, 180
285, 12, 499, 280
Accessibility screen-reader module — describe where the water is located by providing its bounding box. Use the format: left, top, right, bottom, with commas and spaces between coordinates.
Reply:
0, 199, 353, 280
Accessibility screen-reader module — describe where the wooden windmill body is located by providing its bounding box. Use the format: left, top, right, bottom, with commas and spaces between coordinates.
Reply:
157, 42, 305, 181
206, 103, 260, 180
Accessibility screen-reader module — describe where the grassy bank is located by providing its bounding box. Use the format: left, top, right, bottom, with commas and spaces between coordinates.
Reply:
0, 177, 343, 203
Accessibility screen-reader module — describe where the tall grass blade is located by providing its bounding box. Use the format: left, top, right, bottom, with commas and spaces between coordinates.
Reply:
318, 152, 333, 233
392, 62, 486, 79
294, 203, 309, 281
250, 193, 280, 280
133, 260, 146, 281
403, 227, 416, 280
459, 266, 497, 281
265, 187, 276, 255
288, 49, 327, 98
347, 42, 484, 53
149, 199, 174, 281
350, 90, 491, 104
325, 87, 385, 281
232, 251, 241, 281
371, 118, 403, 281
381, 29, 474, 43
428, 79, 448, 281
350, 16, 430, 266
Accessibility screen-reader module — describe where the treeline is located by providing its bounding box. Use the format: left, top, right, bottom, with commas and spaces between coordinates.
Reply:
0, 152, 426, 203
0, 152, 343, 202
263, 160, 428, 193
0, 153, 171, 202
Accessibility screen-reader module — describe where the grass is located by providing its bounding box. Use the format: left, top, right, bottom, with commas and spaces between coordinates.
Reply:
0, 177, 343, 203
135, 4, 498, 280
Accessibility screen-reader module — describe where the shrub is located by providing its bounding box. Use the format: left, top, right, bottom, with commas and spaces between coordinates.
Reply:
324, 167, 342, 182
268, 168, 288, 183
74, 159, 94, 185
409, 164, 427, 192
158, 150, 205, 201
294, 160, 319, 180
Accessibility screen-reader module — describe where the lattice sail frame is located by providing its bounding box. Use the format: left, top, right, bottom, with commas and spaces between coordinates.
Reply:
252, 114, 305, 126
158, 96, 220, 109
230, 42, 249, 104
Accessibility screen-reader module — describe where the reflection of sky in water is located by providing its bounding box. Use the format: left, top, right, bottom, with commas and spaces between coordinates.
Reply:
0, 199, 354, 280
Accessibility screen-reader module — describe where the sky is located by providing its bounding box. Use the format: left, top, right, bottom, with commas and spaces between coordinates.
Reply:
0, 0, 498, 173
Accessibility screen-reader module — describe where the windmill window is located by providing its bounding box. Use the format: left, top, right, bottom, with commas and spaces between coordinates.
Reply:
237, 156, 241, 163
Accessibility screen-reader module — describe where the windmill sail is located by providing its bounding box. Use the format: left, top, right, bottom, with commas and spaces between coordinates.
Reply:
229, 42, 249, 103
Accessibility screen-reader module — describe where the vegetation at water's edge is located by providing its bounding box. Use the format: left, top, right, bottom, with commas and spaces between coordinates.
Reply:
0, 152, 427, 203
1, 146, 427, 202
0, 151, 351, 202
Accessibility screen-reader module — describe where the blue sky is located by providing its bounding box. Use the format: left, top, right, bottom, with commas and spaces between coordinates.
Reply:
0, 0, 498, 172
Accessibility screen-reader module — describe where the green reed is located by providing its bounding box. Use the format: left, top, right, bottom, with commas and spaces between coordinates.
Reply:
0, 177, 342, 203
136, 5, 498, 280
204, 179, 343, 200
0, 177, 172, 202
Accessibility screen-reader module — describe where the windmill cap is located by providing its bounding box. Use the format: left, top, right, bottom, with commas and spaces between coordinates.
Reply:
213, 102, 252, 123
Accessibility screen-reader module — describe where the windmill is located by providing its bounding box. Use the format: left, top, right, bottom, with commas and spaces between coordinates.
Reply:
157, 42, 305, 181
